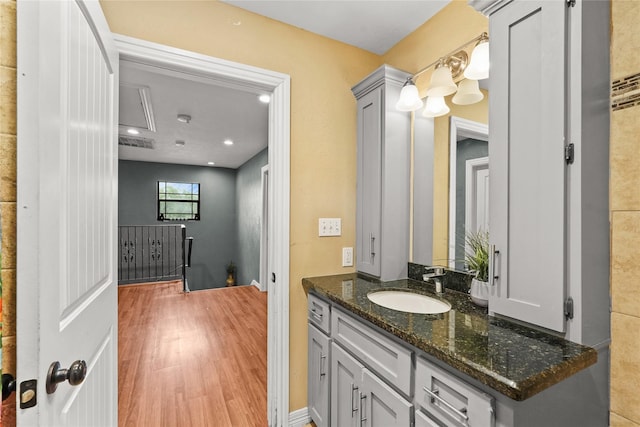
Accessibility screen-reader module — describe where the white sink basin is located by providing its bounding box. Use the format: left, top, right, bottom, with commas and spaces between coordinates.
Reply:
367, 290, 451, 314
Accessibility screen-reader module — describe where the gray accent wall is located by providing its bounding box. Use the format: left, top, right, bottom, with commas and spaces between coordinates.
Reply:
235, 148, 268, 286
119, 160, 237, 290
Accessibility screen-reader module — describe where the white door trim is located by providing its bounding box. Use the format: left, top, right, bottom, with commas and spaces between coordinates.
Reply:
464, 156, 490, 237
260, 165, 270, 292
113, 34, 290, 426
448, 116, 489, 269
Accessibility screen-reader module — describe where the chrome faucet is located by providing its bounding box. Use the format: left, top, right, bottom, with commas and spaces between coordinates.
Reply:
423, 266, 446, 293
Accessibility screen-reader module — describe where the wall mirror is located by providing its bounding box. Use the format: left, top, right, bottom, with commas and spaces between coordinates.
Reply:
447, 117, 489, 270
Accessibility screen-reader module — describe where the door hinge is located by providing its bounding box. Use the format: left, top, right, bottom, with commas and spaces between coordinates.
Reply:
565, 143, 575, 164
567, 0, 576, 7
564, 297, 574, 320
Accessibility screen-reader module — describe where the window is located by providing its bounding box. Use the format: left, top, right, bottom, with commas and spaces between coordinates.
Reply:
157, 181, 200, 221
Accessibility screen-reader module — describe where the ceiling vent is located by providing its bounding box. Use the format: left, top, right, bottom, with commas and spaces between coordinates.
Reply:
118, 135, 155, 149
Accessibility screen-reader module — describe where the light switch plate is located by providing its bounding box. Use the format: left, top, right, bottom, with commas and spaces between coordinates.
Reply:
342, 247, 353, 267
318, 218, 341, 236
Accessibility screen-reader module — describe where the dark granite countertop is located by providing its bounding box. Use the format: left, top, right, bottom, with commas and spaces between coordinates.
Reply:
302, 273, 597, 401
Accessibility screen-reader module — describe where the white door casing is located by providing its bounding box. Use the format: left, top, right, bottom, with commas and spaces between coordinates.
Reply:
465, 157, 489, 236
260, 165, 270, 292
17, 0, 119, 424
112, 35, 291, 425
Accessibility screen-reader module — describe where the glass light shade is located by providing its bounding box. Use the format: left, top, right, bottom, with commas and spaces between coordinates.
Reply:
426, 65, 457, 97
422, 96, 450, 118
452, 79, 484, 105
395, 81, 424, 111
464, 41, 490, 80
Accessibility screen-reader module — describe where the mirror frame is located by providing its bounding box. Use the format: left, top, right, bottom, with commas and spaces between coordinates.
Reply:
447, 116, 489, 269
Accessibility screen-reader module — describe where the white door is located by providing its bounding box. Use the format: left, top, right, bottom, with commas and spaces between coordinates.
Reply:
16, 0, 118, 425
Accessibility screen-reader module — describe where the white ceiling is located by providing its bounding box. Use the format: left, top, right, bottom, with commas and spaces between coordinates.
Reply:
222, 1, 451, 55
117, 1, 450, 168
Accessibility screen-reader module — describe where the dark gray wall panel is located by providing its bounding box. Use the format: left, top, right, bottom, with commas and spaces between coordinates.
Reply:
118, 160, 237, 290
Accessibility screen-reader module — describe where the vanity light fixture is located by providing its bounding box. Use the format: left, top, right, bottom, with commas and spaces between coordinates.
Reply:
396, 32, 489, 116
223, 139, 234, 146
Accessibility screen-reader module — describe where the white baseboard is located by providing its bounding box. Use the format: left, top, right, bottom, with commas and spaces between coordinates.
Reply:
288, 407, 310, 427
251, 279, 264, 291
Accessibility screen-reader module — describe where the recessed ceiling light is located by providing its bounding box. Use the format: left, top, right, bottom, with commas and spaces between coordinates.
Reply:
258, 94, 271, 103
207, 161, 215, 166
224, 139, 234, 146
127, 128, 140, 135
177, 114, 191, 123
175, 140, 185, 147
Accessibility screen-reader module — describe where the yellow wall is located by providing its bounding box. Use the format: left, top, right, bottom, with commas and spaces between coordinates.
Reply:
383, 1, 488, 264
610, 2, 640, 426
0, 0, 17, 424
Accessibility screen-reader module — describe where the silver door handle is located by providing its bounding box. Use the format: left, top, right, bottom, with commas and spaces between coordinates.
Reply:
359, 393, 367, 426
369, 233, 375, 259
489, 244, 499, 286
351, 383, 359, 415
423, 387, 469, 423
319, 354, 326, 378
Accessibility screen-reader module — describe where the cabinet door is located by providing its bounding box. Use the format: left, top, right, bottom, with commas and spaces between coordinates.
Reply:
308, 324, 331, 427
362, 369, 413, 427
356, 87, 382, 277
489, 0, 568, 332
331, 342, 364, 427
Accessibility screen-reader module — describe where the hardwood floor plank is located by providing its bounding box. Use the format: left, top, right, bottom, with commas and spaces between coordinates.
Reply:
118, 282, 268, 426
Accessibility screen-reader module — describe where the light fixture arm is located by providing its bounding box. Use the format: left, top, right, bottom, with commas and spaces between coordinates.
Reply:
412, 32, 489, 81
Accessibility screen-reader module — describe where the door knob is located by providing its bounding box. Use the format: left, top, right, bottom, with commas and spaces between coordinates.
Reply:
46, 360, 87, 394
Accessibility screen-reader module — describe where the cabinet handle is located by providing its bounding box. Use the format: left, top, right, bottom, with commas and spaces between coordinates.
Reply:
319, 354, 326, 378
423, 387, 469, 423
369, 233, 376, 260
489, 244, 499, 286
310, 308, 323, 321
351, 384, 359, 415
359, 392, 367, 426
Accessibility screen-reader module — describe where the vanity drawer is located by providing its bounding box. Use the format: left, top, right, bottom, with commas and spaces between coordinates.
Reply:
308, 293, 331, 334
331, 307, 412, 396
415, 357, 494, 427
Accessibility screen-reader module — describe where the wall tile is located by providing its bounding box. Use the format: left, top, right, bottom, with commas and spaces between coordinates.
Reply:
611, 412, 640, 427
611, 312, 640, 424
0, 134, 16, 202
611, 108, 640, 211
611, 0, 640, 80
0, 1, 16, 69
0, 202, 15, 269
611, 212, 640, 317
0, 66, 16, 135
2, 268, 15, 337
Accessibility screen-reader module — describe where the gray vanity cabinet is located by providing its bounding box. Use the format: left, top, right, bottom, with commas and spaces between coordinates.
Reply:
308, 293, 331, 427
331, 342, 364, 427
308, 324, 330, 427
352, 65, 411, 281
331, 341, 413, 427
474, 0, 610, 339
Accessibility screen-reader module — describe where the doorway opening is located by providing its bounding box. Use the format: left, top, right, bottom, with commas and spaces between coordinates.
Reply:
115, 34, 290, 425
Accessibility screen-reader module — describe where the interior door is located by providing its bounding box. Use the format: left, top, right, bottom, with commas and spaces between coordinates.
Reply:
16, 0, 118, 424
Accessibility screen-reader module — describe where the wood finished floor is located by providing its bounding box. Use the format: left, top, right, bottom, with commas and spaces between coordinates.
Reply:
118, 281, 268, 427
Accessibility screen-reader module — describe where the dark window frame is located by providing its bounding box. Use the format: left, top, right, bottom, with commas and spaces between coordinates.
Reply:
157, 181, 201, 221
